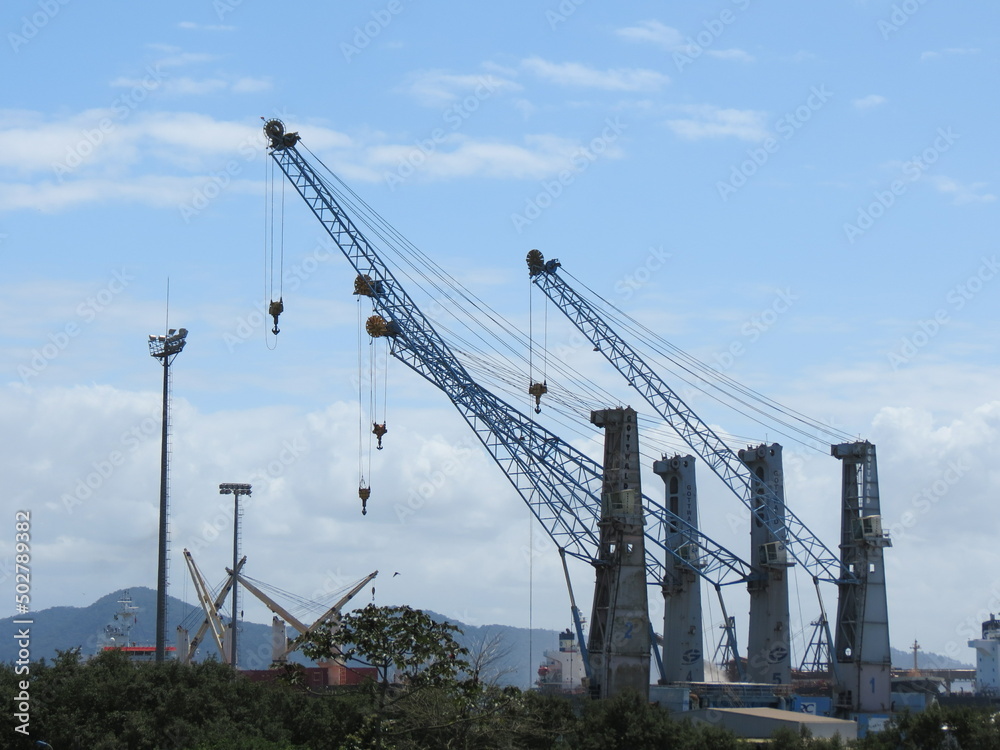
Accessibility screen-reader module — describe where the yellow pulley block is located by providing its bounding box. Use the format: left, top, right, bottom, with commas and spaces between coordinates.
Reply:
353, 274, 382, 297
365, 315, 396, 338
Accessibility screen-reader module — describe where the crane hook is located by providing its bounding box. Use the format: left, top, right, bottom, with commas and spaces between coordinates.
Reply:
528, 381, 548, 414
372, 422, 387, 450
269, 298, 283, 335
359, 484, 371, 516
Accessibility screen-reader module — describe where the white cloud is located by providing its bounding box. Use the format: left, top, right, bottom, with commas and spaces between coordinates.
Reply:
665, 104, 769, 141
111, 74, 272, 97
706, 48, 754, 63
402, 70, 521, 107
513, 99, 535, 121
853, 94, 886, 109
785, 50, 817, 63
921, 47, 981, 61
153, 51, 219, 68
0, 175, 260, 213
366, 133, 608, 182
616, 19, 685, 48
522, 57, 669, 91
0, 381, 558, 641
231, 77, 272, 93
178, 21, 236, 32
616, 20, 753, 63
0, 109, 624, 211
164, 77, 230, 96
929, 176, 996, 206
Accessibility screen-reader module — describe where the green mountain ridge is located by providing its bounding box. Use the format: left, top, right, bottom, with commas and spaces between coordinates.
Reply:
1, 587, 558, 689
2, 588, 972, 689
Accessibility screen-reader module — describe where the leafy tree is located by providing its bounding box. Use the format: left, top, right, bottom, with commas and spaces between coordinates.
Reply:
567, 689, 741, 750
857, 705, 1000, 750
1, 647, 362, 749
301, 603, 468, 702
299, 605, 573, 750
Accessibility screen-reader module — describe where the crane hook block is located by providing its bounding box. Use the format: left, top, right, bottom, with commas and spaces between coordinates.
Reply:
372, 422, 387, 450
268, 298, 283, 335
353, 274, 383, 297
527, 249, 545, 276
528, 381, 548, 414
365, 315, 399, 338
359, 484, 371, 516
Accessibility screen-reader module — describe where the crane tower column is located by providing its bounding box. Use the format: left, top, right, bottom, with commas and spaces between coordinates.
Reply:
653, 454, 704, 682
832, 440, 891, 716
740, 443, 792, 685
588, 407, 650, 699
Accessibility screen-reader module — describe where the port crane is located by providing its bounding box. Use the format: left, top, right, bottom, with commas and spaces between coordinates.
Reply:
262, 120, 755, 679
232, 568, 378, 662
527, 251, 891, 713
180, 549, 246, 663
527, 251, 846, 585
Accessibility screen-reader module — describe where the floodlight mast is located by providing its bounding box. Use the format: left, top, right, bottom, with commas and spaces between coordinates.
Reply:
219, 483, 252, 669
147, 327, 188, 663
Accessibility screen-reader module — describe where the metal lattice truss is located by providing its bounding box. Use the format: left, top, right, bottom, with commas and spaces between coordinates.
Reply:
267, 130, 751, 590
529, 256, 851, 585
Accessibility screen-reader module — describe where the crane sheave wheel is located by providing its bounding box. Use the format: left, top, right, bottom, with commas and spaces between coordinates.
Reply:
264, 119, 285, 140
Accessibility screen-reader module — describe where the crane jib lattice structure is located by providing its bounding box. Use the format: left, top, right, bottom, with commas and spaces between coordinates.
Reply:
526, 251, 896, 708
527, 252, 854, 588
262, 120, 755, 654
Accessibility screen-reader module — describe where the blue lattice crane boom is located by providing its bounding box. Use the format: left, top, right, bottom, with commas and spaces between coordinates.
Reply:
527, 251, 853, 587
261, 120, 753, 593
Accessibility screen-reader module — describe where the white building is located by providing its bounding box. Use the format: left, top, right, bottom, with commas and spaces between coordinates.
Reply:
968, 614, 1000, 695
537, 629, 588, 693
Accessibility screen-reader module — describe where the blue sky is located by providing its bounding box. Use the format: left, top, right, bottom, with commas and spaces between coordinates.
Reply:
3, 0, 999, 676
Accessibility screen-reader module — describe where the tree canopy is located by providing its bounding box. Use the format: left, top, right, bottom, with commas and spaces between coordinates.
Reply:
5, 607, 1000, 749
